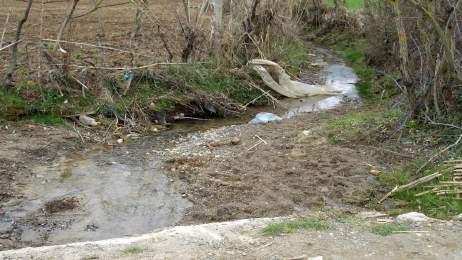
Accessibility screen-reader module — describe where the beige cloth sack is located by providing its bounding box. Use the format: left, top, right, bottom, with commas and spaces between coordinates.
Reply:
249, 59, 339, 98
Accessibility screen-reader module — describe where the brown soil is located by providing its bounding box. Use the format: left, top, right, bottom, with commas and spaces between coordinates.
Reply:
44, 197, 80, 214
164, 108, 397, 224
1, 0, 206, 81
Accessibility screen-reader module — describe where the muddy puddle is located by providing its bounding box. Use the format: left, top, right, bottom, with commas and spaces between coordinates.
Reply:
0, 48, 359, 249
1, 141, 191, 247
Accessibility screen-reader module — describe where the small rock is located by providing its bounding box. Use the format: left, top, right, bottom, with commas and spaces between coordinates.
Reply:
308, 256, 323, 260
396, 212, 430, 224
230, 137, 241, 145
369, 169, 382, 175
452, 214, 462, 221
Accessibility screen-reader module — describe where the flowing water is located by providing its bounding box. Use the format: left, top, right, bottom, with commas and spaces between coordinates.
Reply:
281, 48, 359, 119
1, 48, 360, 248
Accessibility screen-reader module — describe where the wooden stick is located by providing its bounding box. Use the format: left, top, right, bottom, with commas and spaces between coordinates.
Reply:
57, 62, 192, 71
0, 11, 10, 48
392, 231, 430, 234
416, 134, 462, 174
415, 190, 433, 197
255, 135, 268, 144
379, 172, 442, 203
42, 39, 131, 53
247, 140, 263, 151
0, 40, 21, 52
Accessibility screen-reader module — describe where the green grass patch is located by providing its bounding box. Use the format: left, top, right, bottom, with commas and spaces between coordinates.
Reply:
337, 46, 375, 99
379, 163, 462, 219
123, 247, 144, 255
325, 109, 403, 143
324, 0, 364, 10
0, 88, 27, 117
271, 40, 311, 76
262, 217, 331, 236
370, 223, 409, 236
165, 64, 263, 104
31, 114, 65, 126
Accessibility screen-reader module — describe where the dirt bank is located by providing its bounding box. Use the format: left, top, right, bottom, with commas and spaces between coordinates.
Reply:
1, 212, 461, 260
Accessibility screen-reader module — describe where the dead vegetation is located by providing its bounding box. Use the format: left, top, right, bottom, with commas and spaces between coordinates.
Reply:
0, 0, 327, 126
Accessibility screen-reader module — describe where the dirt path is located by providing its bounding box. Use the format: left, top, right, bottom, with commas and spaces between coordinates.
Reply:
163, 108, 384, 224
1, 212, 461, 260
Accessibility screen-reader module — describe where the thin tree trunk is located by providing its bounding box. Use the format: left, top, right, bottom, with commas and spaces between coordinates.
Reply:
5, 0, 33, 86
55, 0, 79, 51
389, 0, 418, 116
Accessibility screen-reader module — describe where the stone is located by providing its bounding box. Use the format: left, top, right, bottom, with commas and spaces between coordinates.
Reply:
230, 137, 241, 145
308, 257, 323, 260
396, 212, 430, 224
452, 214, 462, 221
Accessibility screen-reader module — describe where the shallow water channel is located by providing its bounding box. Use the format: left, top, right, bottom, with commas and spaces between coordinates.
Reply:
1, 48, 359, 248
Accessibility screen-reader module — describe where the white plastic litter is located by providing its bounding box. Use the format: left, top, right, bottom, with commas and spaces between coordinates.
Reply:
396, 212, 431, 224
79, 115, 98, 127
249, 112, 282, 124
248, 59, 340, 98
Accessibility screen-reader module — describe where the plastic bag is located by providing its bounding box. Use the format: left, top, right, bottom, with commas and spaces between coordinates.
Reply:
249, 112, 282, 124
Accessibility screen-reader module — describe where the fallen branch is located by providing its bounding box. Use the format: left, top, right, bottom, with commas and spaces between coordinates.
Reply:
416, 134, 462, 174
379, 172, 443, 203
42, 39, 131, 53
55, 62, 194, 71
0, 40, 22, 52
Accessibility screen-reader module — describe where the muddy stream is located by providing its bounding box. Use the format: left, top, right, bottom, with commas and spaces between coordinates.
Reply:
1, 48, 359, 248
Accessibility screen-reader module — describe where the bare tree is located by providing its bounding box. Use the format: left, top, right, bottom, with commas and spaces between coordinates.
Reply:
5, 0, 33, 86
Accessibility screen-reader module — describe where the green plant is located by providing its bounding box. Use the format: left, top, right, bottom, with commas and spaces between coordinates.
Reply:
370, 223, 409, 236
123, 247, 144, 255
31, 114, 65, 126
379, 163, 462, 219
262, 217, 331, 236
324, 0, 365, 10
272, 40, 311, 76
0, 89, 26, 115
325, 109, 402, 143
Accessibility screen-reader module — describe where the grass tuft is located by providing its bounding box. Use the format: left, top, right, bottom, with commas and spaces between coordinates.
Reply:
262, 217, 331, 236
31, 115, 65, 126
370, 223, 409, 236
324, 0, 364, 10
123, 247, 144, 255
325, 109, 402, 144
0, 89, 27, 117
